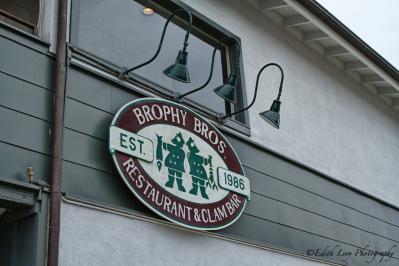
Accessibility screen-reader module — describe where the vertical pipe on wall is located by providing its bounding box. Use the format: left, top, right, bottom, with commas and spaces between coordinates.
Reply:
48, 0, 67, 265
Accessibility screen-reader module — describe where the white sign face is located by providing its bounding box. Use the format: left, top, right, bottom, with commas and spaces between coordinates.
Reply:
109, 126, 153, 162
138, 124, 229, 204
217, 168, 251, 199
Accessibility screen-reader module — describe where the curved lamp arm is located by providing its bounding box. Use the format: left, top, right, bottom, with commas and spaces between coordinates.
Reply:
120, 8, 193, 77
176, 36, 241, 100
222, 62, 284, 119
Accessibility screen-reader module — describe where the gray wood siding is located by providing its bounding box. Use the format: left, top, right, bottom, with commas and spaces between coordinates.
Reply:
0, 29, 53, 184
63, 66, 399, 265
0, 25, 52, 266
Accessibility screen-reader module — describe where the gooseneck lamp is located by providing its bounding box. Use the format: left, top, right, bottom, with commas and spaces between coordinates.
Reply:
176, 36, 241, 101
120, 8, 193, 82
221, 63, 285, 129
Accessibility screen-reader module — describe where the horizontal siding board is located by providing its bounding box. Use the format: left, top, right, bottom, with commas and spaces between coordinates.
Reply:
65, 97, 113, 140
63, 128, 115, 174
0, 141, 50, 183
300, 189, 346, 222
66, 67, 141, 114
0, 106, 51, 154
271, 156, 369, 209
245, 167, 309, 213
277, 200, 341, 243
370, 218, 399, 244
244, 193, 279, 222
62, 161, 148, 213
66, 68, 112, 112
222, 214, 316, 254
227, 137, 275, 177
0, 24, 50, 53
0, 71, 53, 121
110, 85, 141, 114
370, 202, 399, 229
341, 207, 373, 233
0, 36, 52, 89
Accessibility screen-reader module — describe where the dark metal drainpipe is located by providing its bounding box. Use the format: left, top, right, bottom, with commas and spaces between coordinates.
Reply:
48, 0, 67, 265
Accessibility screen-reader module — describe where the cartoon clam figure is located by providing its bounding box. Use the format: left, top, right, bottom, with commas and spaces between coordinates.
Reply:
156, 132, 186, 192
186, 137, 218, 199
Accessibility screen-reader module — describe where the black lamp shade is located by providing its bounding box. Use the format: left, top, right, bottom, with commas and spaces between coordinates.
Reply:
259, 100, 281, 129
163, 50, 190, 83
213, 72, 238, 103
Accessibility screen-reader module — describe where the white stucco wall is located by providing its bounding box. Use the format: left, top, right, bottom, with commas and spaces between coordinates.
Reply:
59, 202, 332, 266
180, 0, 399, 206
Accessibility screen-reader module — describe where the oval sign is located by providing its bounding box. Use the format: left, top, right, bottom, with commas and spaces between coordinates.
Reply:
109, 98, 248, 230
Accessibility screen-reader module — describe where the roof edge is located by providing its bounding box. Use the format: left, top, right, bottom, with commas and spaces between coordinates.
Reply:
296, 0, 399, 82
